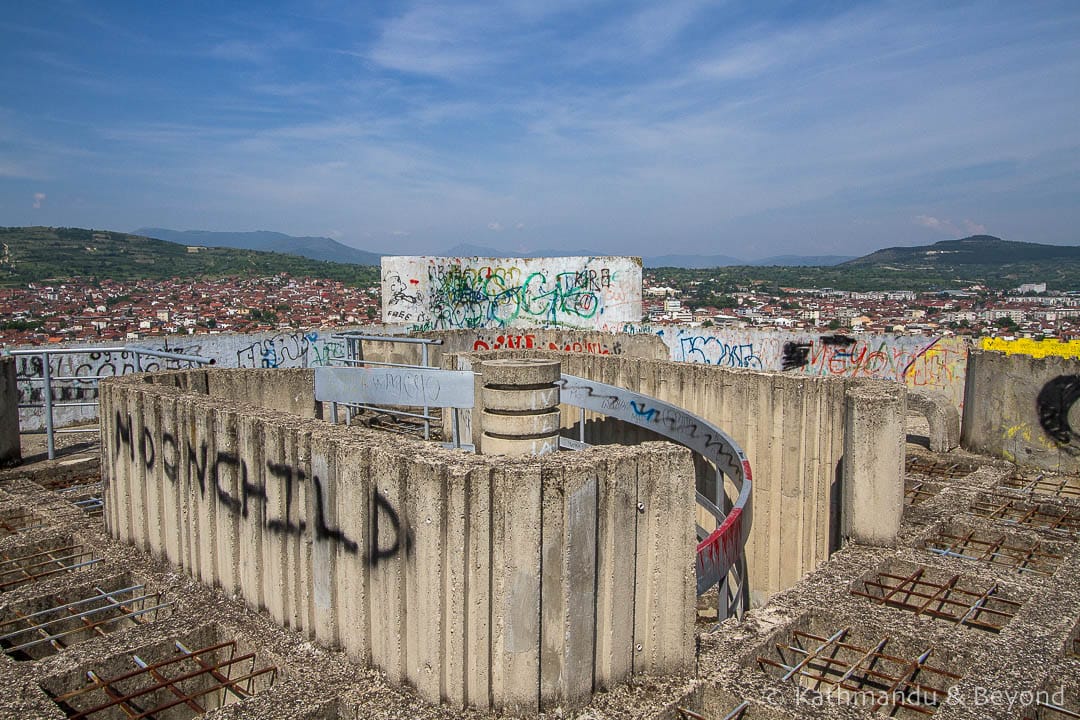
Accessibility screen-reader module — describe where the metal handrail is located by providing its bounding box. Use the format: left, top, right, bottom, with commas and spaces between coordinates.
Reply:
558, 373, 753, 620
329, 334, 442, 439
3, 344, 213, 459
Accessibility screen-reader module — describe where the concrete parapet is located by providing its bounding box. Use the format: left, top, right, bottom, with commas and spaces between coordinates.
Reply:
962, 349, 1080, 471
480, 359, 561, 456
100, 368, 695, 712
0, 357, 20, 466
842, 380, 906, 546
906, 389, 960, 452
461, 349, 847, 604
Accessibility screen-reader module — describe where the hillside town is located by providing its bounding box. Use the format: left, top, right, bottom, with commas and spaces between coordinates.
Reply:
0, 271, 1075, 348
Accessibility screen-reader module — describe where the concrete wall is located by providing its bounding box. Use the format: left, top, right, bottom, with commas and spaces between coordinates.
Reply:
100, 368, 696, 712
962, 350, 1080, 471
650, 326, 969, 412
455, 351, 859, 604
0, 357, 19, 466
381, 256, 643, 330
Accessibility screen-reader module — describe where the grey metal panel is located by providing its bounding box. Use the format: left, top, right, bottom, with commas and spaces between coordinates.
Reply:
314, 366, 475, 409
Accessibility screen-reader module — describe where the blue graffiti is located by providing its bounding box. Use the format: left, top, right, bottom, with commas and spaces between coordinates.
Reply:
678, 336, 763, 369
630, 400, 658, 421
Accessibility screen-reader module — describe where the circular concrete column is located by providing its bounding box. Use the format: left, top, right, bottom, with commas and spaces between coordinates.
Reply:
479, 358, 561, 456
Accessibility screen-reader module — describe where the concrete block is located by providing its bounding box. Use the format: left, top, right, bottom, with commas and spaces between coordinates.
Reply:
593, 453, 637, 690
333, 437, 373, 666
404, 455, 444, 701
0, 357, 20, 466
237, 412, 266, 612
491, 462, 542, 714
368, 444, 408, 685
842, 380, 906, 546
907, 389, 960, 452
632, 444, 695, 675
309, 429, 340, 647
540, 462, 598, 708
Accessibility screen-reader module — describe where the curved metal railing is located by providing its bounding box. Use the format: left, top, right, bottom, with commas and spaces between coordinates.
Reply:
557, 374, 753, 619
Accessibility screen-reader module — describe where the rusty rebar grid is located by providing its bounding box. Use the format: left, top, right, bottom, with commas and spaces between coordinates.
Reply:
677, 703, 750, 720
923, 529, 1062, 575
757, 627, 961, 717
39, 475, 97, 492
1001, 473, 1080, 501
852, 567, 1019, 632
906, 479, 940, 506
0, 510, 45, 537
969, 496, 1080, 536
906, 457, 979, 479
48, 639, 277, 719
1024, 700, 1080, 719
0, 584, 169, 660
0, 544, 102, 592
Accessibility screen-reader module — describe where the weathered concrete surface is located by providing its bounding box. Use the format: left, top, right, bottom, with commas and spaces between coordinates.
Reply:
843, 381, 906, 545
479, 358, 561, 456
0, 357, 20, 466
381, 256, 643, 330
100, 368, 696, 712
460, 350, 850, 605
908, 389, 960, 452
962, 349, 1080, 472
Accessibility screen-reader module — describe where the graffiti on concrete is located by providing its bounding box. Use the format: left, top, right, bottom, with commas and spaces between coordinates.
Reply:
381, 256, 642, 330
112, 411, 384, 558
470, 332, 620, 355
1035, 375, 1080, 453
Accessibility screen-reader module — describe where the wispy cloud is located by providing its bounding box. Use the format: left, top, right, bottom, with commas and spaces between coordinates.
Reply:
915, 215, 988, 237
32, 192, 45, 209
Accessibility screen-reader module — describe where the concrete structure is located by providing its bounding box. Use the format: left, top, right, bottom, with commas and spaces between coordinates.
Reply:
0, 357, 19, 466
381, 256, 643, 330
843, 381, 906, 545
907, 388, 961, 452
98, 367, 696, 712
963, 349, 1080, 472
3, 391, 1078, 719
478, 359, 561, 456
450, 349, 906, 604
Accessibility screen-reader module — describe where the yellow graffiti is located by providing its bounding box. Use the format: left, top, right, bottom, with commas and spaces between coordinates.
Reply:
981, 337, 1080, 359
1001, 422, 1060, 455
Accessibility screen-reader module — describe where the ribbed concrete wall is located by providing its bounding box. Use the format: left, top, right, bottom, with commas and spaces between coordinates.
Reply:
962, 349, 1080, 471
455, 351, 851, 603
0, 357, 19, 466
100, 369, 696, 712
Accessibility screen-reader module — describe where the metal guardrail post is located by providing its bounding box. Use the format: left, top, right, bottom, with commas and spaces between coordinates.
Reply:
41, 351, 55, 460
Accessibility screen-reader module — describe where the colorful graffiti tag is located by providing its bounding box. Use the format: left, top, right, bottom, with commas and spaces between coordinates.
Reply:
380, 256, 642, 331
653, 327, 969, 410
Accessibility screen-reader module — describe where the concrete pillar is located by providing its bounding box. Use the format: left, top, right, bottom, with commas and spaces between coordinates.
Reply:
0, 357, 20, 466
842, 381, 906, 546
479, 359, 561, 456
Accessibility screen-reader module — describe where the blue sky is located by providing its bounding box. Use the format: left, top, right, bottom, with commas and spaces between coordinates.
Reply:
1, 1, 1078, 259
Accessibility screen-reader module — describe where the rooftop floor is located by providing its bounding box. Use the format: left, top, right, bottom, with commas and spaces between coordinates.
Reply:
0, 436, 1077, 720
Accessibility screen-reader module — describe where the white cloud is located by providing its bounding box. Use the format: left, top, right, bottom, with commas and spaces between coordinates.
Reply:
914, 215, 988, 237
32, 192, 45, 208
915, 215, 946, 231
487, 221, 504, 231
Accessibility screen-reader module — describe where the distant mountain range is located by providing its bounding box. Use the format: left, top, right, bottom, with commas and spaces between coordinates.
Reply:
4, 227, 1080, 291
135, 228, 383, 266
443, 243, 853, 267
843, 235, 1080, 267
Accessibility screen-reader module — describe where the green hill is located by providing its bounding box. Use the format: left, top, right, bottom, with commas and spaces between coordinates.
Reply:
0, 226, 378, 286
844, 235, 1080, 267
